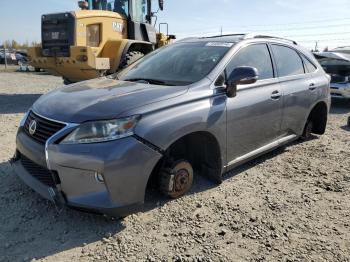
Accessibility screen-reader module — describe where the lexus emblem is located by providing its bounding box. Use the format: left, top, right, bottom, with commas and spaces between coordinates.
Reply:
29, 120, 37, 136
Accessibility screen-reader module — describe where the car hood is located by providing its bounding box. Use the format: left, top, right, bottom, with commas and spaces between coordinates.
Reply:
33, 78, 188, 123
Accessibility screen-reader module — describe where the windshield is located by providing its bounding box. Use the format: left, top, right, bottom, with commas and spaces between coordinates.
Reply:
87, 0, 129, 15
117, 42, 232, 86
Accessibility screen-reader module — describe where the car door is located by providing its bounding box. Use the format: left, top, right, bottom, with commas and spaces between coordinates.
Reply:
301, 55, 327, 105
270, 44, 314, 136
225, 43, 284, 164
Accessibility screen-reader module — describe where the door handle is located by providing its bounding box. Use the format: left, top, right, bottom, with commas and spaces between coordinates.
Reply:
271, 90, 281, 99
309, 83, 316, 90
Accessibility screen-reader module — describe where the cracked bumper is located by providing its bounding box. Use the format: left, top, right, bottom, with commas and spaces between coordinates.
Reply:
12, 127, 162, 217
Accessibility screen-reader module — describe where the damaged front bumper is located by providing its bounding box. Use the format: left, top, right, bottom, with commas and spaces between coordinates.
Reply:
11, 112, 162, 217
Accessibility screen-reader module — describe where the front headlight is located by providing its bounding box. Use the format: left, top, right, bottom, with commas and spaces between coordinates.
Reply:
61, 116, 140, 144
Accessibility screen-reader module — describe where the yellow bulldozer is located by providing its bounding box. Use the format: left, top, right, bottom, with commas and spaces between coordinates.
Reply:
28, 0, 175, 84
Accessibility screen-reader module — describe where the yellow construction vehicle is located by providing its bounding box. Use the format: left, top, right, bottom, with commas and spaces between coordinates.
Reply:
28, 0, 175, 84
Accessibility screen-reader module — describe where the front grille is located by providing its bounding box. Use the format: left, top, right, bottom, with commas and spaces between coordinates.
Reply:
24, 111, 66, 144
41, 12, 75, 57
20, 154, 56, 187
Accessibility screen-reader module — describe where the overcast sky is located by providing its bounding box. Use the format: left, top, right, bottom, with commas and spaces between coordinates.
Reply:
1, 0, 350, 50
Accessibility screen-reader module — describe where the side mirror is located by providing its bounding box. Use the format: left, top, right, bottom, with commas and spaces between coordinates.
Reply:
159, 0, 164, 11
226, 66, 258, 98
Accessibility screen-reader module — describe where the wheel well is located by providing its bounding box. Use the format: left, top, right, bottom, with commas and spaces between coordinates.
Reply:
308, 102, 328, 135
148, 132, 222, 187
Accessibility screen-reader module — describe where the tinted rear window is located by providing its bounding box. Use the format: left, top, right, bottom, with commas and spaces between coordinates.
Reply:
272, 45, 304, 77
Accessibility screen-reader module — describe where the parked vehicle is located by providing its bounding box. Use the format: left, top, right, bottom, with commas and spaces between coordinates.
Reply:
0, 51, 16, 64
314, 51, 350, 99
0, 50, 28, 65
15, 52, 28, 64
28, 0, 175, 84
328, 74, 350, 99
12, 34, 330, 217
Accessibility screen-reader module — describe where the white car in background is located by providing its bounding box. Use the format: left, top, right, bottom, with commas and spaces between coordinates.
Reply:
329, 74, 350, 99
315, 49, 350, 100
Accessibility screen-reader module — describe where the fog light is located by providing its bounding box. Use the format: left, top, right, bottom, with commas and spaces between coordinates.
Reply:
95, 172, 104, 183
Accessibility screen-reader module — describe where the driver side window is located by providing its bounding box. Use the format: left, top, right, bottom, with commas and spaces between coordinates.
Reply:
226, 44, 274, 81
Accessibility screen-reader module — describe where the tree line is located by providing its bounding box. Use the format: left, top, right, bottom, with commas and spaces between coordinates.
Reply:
0, 40, 41, 50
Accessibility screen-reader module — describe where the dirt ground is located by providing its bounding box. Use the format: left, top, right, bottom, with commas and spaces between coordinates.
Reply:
0, 71, 349, 262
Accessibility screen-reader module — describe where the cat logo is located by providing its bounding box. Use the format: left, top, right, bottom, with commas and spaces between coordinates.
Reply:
51, 32, 60, 40
112, 22, 123, 33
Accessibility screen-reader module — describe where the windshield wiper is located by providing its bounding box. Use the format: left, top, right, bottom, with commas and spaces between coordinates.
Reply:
124, 78, 173, 86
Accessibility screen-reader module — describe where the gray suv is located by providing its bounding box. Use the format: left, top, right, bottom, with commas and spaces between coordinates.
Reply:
12, 34, 330, 217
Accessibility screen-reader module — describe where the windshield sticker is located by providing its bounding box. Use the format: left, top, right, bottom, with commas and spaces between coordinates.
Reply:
206, 42, 234, 48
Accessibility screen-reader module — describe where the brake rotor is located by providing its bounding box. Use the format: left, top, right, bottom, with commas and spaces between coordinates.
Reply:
160, 160, 194, 199
174, 168, 190, 192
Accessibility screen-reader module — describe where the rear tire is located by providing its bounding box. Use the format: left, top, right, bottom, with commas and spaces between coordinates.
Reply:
34, 67, 41, 72
347, 116, 350, 127
159, 160, 193, 199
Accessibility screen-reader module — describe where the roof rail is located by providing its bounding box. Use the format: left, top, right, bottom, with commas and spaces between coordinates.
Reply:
243, 33, 298, 45
200, 34, 246, 39
176, 37, 200, 42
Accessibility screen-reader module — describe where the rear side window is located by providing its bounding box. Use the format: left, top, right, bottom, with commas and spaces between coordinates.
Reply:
226, 44, 274, 80
302, 56, 317, 73
271, 45, 304, 77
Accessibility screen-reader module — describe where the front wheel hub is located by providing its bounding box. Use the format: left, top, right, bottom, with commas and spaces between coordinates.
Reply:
159, 160, 194, 199
175, 169, 190, 192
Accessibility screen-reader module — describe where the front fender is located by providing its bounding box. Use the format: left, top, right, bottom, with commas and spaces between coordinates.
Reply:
134, 93, 228, 165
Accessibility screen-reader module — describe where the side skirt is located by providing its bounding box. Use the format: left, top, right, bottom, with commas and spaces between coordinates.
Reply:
224, 134, 298, 171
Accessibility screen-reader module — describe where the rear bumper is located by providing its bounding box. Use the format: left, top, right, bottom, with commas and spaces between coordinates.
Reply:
12, 119, 162, 217
28, 46, 110, 82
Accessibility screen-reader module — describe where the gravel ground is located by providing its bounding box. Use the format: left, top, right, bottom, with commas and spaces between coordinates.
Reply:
0, 72, 350, 262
